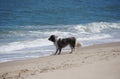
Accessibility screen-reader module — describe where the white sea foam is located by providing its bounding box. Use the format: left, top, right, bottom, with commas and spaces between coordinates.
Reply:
0, 38, 52, 53
71, 22, 120, 33
77, 34, 112, 41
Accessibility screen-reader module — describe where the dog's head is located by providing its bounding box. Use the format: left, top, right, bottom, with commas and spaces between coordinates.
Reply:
48, 35, 58, 42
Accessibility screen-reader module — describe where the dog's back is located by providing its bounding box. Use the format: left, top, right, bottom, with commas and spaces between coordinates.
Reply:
57, 37, 76, 49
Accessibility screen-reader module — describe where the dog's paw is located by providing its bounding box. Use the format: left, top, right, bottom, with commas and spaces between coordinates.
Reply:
50, 53, 56, 56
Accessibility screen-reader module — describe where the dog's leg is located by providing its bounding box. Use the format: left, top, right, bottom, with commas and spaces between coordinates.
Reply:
70, 48, 73, 53
70, 48, 75, 54
58, 48, 62, 55
54, 48, 59, 55
70, 46, 75, 54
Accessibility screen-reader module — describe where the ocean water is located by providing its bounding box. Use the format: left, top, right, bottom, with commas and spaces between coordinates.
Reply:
0, 0, 120, 62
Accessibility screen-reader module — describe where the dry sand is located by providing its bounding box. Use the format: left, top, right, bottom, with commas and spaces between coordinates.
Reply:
0, 42, 120, 79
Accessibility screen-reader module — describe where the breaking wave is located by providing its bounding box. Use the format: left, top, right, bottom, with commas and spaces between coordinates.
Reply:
71, 22, 120, 33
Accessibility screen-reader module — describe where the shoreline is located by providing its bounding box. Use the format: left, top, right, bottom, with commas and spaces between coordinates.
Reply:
0, 41, 119, 63
0, 42, 120, 79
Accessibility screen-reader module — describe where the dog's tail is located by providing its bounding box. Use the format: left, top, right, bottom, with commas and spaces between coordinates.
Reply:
76, 42, 82, 47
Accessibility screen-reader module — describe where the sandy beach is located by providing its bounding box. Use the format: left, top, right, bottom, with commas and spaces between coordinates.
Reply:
0, 42, 120, 79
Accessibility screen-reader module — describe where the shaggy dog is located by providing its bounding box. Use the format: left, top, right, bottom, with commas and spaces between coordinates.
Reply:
48, 35, 77, 55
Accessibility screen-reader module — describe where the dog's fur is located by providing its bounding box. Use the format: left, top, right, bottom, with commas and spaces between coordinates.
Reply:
48, 35, 76, 55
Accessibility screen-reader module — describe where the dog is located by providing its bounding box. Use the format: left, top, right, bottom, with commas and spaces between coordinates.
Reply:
48, 35, 77, 55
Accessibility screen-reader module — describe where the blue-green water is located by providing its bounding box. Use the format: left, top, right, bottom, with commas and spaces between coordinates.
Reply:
0, 0, 120, 62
